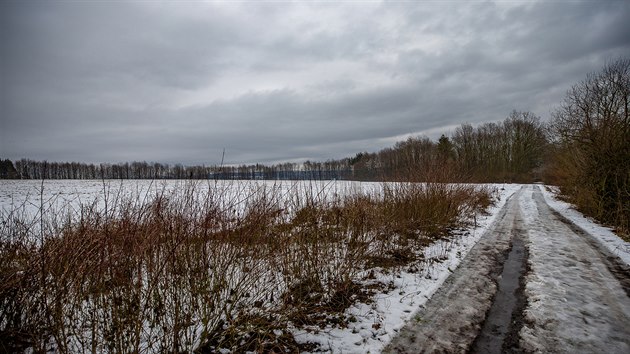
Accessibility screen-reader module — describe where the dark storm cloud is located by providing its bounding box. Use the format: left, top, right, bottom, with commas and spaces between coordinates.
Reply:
2, 0, 629, 165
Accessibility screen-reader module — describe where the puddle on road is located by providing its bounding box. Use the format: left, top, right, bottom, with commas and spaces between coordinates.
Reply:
470, 232, 528, 354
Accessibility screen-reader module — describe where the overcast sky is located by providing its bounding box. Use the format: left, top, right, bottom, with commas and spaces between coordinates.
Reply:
2, 0, 629, 165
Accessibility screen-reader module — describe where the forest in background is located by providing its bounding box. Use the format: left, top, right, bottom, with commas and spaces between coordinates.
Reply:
2, 59, 628, 234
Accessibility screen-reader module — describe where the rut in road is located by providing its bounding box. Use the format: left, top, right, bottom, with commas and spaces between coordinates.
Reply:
469, 224, 528, 354
383, 187, 526, 353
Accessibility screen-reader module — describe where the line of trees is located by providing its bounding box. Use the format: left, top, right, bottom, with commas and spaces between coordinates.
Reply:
345, 110, 548, 183
1, 159, 358, 181
8, 160, 195, 180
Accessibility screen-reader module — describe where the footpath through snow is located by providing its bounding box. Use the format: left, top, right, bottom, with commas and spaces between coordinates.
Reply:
383, 186, 526, 353
298, 184, 630, 353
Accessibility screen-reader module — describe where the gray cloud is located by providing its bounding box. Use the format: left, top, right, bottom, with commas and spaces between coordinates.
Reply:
2, 0, 629, 165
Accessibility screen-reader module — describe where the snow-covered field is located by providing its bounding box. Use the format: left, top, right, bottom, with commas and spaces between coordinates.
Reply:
0, 180, 514, 353
0, 179, 376, 219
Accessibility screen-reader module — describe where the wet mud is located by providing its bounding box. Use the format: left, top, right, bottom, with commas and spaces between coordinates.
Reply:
470, 226, 528, 354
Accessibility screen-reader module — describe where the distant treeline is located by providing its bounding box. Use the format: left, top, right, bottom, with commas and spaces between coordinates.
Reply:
1, 159, 357, 181
1, 110, 547, 183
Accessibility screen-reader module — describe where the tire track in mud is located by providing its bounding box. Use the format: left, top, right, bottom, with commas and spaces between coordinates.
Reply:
469, 218, 528, 354
383, 187, 525, 354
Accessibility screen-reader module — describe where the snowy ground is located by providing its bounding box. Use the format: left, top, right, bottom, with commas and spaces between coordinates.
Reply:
539, 185, 630, 266
0, 179, 379, 231
519, 185, 630, 353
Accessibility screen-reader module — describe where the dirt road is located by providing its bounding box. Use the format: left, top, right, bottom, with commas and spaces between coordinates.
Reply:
383, 185, 630, 353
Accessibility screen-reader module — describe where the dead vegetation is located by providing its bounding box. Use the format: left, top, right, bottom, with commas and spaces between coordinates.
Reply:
0, 180, 492, 353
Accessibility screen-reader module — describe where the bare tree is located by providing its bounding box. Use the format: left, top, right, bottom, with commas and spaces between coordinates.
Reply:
550, 58, 630, 234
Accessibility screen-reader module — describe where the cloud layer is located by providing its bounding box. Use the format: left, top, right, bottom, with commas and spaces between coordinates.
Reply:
2, 1, 629, 165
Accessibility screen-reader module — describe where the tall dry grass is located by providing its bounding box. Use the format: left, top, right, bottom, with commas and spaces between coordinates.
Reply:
0, 180, 492, 353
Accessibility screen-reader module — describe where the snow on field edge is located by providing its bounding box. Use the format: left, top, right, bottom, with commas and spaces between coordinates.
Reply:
291, 184, 522, 353
539, 185, 630, 266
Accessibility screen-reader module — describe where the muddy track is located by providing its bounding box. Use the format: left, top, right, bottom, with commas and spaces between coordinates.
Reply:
384, 185, 630, 353
382, 187, 526, 353
470, 226, 528, 354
